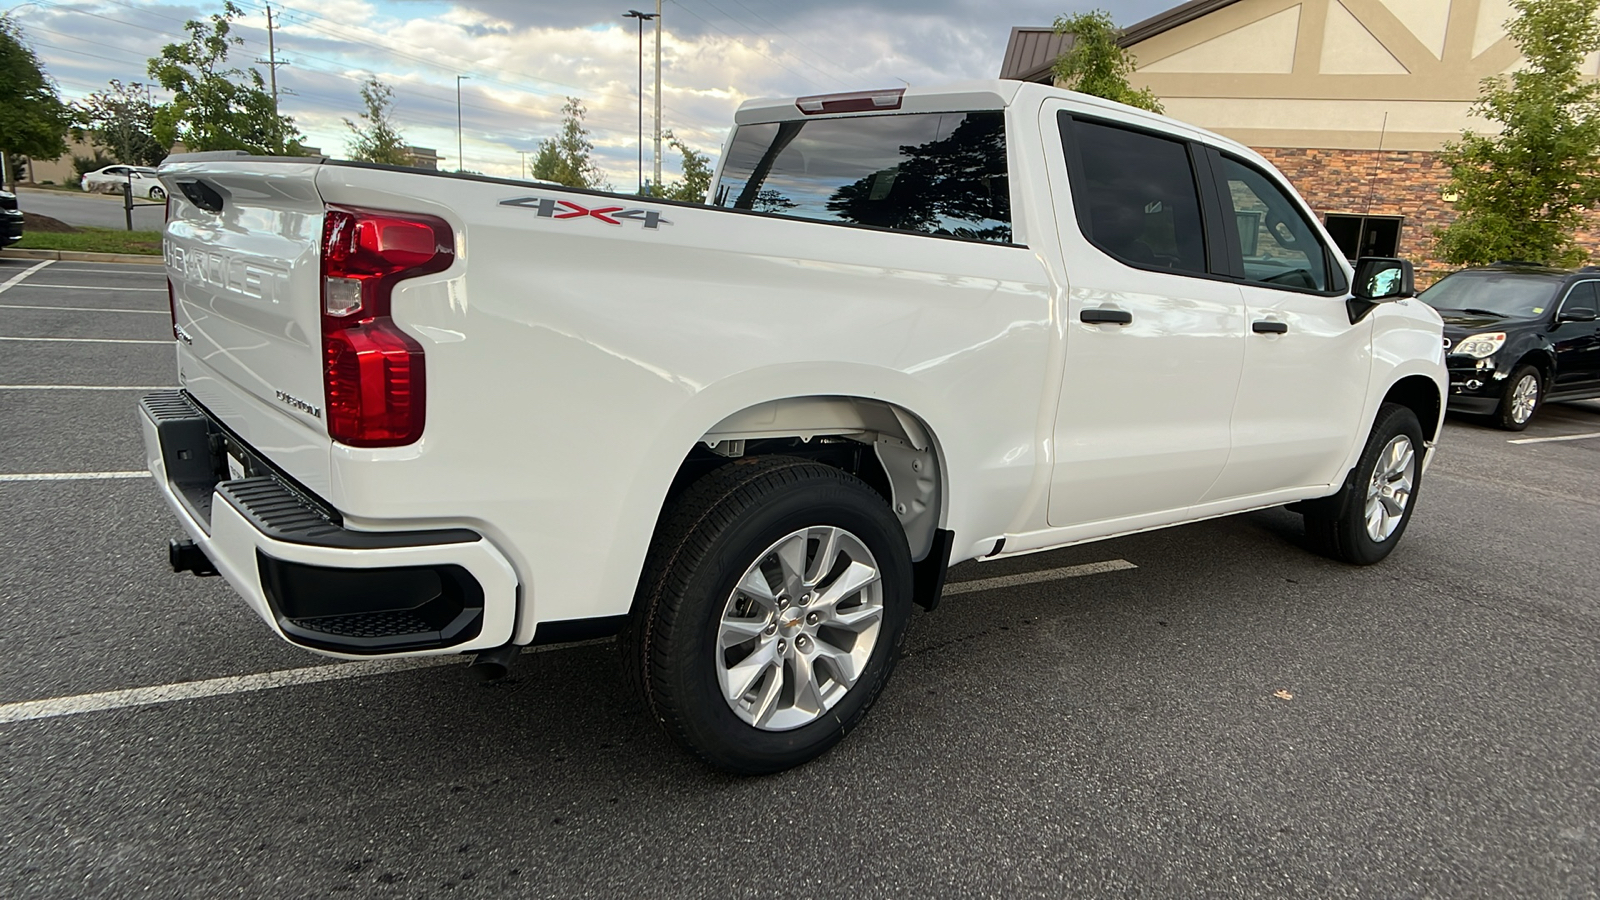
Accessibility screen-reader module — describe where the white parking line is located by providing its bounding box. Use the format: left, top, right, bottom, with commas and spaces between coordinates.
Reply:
1508, 431, 1600, 445
0, 640, 612, 726
944, 559, 1138, 595
0, 336, 170, 345
9, 284, 166, 292
0, 471, 151, 482
0, 303, 167, 315
0, 260, 54, 295
0, 384, 173, 390
0, 561, 1139, 726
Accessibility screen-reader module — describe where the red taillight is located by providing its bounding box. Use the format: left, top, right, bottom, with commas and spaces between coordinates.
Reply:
320, 205, 454, 447
795, 88, 904, 115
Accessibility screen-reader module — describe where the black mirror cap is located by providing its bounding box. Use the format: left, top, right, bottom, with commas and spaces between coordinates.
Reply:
1353, 257, 1416, 301
1559, 307, 1600, 323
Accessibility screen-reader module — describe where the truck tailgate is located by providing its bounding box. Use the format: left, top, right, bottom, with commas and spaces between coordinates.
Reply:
162, 160, 331, 491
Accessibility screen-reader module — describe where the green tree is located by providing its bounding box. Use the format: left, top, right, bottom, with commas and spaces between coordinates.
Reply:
343, 78, 411, 165
146, 2, 305, 155
0, 16, 71, 189
1051, 10, 1163, 114
530, 96, 606, 189
1435, 0, 1600, 267
75, 80, 167, 167
649, 129, 712, 201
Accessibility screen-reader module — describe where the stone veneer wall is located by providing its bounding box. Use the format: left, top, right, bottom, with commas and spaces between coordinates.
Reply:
1251, 147, 1600, 285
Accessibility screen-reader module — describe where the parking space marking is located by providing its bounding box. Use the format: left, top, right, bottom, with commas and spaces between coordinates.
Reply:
0, 471, 151, 482
0, 260, 54, 295
944, 559, 1137, 595
0, 384, 173, 390
6, 284, 166, 292
0, 640, 611, 726
1509, 431, 1600, 445
0, 336, 171, 345
0, 303, 167, 315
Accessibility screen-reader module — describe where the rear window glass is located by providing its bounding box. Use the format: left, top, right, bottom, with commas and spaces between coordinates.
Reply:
712, 111, 1011, 244
1419, 271, 1563, 319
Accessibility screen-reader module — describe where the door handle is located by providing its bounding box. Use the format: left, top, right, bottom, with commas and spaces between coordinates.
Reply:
1080, 308, 1133, 325
1252, 320, 1288, 334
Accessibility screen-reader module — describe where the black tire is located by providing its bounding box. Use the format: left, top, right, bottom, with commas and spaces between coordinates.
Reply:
149, 186, 166, 201
1303, 403, 1425, 565
620, 456, 913, 775
1494, 365, 1541, 431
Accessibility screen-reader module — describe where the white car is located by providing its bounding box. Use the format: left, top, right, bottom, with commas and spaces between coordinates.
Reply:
144, 80, 1447, 774
80, 165, 165, 199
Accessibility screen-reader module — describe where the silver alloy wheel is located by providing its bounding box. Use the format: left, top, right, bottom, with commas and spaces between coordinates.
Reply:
1509, 372, 1539, 424
716, 525, 884, 732
1364, 434, 1416, 543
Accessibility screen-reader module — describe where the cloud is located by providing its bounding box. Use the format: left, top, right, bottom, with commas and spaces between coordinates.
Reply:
15, 0, 1178, 185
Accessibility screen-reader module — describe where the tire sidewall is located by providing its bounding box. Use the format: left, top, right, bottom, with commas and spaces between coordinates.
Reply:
669, 474, 912, 773
1497, 366, 1540, 431
1339, 405, 1425, 564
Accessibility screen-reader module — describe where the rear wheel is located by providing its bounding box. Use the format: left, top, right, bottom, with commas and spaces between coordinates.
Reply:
1303, 403, 1424, 565
1495, 365, 1541, 431
149, 185, 166, 201
622, 456, 912, 774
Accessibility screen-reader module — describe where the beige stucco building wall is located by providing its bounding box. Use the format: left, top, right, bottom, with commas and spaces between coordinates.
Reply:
1124, 0, 1600, 153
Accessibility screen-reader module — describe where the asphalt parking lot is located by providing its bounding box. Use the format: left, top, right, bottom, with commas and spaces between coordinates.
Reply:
2, 257, 1597, 898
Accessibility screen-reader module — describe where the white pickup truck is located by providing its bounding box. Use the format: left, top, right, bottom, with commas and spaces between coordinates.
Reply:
143, 80, 1446, 773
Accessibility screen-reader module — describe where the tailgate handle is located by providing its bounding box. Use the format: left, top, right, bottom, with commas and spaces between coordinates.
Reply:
178, 180, 226, 213
1080, 308, 1133, 325
1252, 320, 1289, 334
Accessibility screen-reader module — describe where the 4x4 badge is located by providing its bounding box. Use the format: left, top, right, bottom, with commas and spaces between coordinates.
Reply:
500, 196, 672, 229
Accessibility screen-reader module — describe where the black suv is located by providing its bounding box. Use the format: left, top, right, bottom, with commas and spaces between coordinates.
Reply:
1418, 262, 1600, 430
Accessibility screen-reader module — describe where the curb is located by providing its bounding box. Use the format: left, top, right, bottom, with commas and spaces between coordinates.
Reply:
1, 248, 163, 266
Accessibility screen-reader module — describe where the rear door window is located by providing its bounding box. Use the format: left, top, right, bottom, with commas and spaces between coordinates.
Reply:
1061, 118, 1209, 275
713, 111, 1011, 243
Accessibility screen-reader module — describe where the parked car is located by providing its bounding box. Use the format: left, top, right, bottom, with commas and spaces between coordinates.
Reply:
1419, 262, 1600, 429
81, 165, 165, 199
143, 80, 1446, 774
0, 189, 22, 245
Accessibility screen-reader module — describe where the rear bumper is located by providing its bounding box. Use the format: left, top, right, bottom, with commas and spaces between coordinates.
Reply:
139, 390, 517, 658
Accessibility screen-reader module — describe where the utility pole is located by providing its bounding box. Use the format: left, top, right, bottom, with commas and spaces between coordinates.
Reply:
256, 3, 288, 113
623, 10, 656, 194
456, 75, 470, 174
653, 0, 662, 195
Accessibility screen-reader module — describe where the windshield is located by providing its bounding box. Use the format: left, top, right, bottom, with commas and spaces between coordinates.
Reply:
1419, 271, 1561, 318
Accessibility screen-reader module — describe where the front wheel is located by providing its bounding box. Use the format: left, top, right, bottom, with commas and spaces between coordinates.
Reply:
1303, 403, 1424, 565
622, 456, 913, 774
1495, 365, 1541, 431
148, 185, 166, 201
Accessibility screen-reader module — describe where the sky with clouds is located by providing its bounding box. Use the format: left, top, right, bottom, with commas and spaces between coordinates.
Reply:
9, 0, 1177, 187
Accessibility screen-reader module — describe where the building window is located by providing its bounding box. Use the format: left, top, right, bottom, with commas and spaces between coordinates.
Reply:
1325, 214, 1402, 260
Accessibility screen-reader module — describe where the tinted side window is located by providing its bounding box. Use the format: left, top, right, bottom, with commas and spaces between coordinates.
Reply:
1220, 157, 1332, 292
712, 111, 1011, 243
1065, 119, 1208, 275
1562, 281, 1599, 316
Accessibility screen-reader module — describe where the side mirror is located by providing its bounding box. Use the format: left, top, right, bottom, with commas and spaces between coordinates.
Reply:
1353, 257, 1415, 301
1348, 257, 1416, 324
1558, 307, 1599, 323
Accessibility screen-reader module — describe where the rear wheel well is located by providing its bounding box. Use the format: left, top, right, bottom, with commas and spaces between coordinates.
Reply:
661, 397, 943, 563
1382, 376, 1442, 442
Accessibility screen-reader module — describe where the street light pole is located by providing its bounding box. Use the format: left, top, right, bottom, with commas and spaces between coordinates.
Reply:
519, 149, 530, 180
456, 74, 470, 174
623, 9, 656, 194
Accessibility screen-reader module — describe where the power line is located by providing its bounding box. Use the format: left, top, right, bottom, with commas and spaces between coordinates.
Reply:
684, 0, 852, 88
669, 0, 830, 92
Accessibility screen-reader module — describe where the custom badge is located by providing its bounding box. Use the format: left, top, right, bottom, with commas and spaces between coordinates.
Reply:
499, 196, 672, 229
